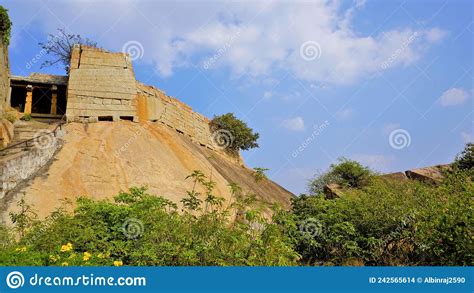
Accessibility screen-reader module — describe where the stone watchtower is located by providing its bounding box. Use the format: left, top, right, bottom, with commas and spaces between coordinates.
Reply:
66, 45, 138, 122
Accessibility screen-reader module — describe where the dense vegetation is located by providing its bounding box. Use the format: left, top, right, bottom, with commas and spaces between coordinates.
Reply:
0, 176, 298, 266
0, 5, 12, 46
210, 113, 259, 154
0, 144, 472, 266
308, 158, 374, 194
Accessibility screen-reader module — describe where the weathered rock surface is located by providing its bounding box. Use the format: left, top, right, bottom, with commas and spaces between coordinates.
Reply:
380, 172, 408, 182
405, 165, 450, 185
1, 121, 294, 222
323, 183, 343, 199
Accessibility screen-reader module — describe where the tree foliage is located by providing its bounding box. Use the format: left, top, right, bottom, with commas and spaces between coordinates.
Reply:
0, 5, 12, 46
0, 173, 298, 266
39, 28, 98, 71
276, 162, 473, 266
308, 158, 373, 195
210, 113, 259, 154
455, 143, 474, 171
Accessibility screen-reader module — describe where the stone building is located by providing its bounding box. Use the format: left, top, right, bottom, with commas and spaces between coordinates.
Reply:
3, 44, 216, 149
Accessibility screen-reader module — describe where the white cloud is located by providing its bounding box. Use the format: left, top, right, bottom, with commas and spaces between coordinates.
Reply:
461, 131, 473, 143
439, 88, 469, 106
263, 91, 273, 100
352, 154, 394, 172
425, 28, 447, 43
335, 108, 355, 121
282, 116, 305, 131
7, 0, 446, 84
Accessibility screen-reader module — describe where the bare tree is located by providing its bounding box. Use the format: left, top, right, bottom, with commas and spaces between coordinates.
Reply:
39, 28, 98, 71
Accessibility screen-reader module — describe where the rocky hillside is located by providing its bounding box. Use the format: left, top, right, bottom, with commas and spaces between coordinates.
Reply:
1, 121, 293, 221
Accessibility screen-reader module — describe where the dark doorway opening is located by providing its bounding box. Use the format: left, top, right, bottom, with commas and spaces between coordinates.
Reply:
32, 88, 52, 114
56, 87, 67, 115
10, 86, 26, 112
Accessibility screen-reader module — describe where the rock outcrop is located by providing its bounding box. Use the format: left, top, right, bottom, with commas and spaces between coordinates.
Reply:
0, 121, 294, 222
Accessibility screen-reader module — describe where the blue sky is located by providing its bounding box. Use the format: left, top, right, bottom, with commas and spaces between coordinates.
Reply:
4, 0, 473, 194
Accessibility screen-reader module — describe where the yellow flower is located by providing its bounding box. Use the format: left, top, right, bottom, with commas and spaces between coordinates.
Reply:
113, 260, 123, 267
83, 252, 92, 261
61, 262, 69, 266
60, 242, 73, 252
15, 246, 27, 252
49, 255, 60, 262
97, 253, 104, 259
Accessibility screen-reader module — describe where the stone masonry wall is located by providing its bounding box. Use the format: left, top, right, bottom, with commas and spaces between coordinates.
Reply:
137, 82, 215, 150
0, 127, 64, 199
0, 42, 9, 113
66, 45, 137, 121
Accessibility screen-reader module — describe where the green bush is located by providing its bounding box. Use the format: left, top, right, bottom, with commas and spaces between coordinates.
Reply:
0, 6, 11, 46
308, 158, 373, 194
0, 179, 299, 266
277, 169, 473, 266
21, 114, 32, 121
210, 113, 259, 154
455, 143, 474, 171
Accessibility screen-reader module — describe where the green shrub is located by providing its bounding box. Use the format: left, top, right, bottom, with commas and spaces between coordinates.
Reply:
253, 167, 269, 182
455, 143, 474, 171
0, 178, 299, 266
278, 169, 473, 266
0, 6, 11, 46
308, 158, 373, 194
210, 113, 259, 154
21, 114, 32, 121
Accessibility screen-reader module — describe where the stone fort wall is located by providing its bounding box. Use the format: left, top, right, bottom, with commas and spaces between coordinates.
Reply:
136, 82, 215, 150
66, 45, 219, 151
66, 45, 137, 121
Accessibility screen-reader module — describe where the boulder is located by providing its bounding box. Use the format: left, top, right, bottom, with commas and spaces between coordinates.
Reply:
323, 183, 343, 199
405, 165, 450, 185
